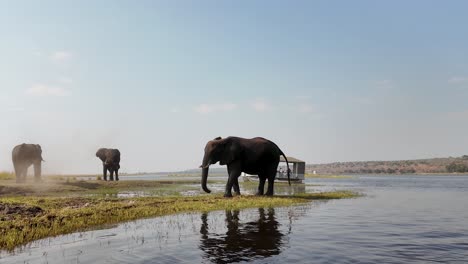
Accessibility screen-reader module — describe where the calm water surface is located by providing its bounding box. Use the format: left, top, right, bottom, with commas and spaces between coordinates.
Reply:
2, 175, 468, 263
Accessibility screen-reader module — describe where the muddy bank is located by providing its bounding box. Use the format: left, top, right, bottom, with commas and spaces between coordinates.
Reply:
0, 203, 43, 220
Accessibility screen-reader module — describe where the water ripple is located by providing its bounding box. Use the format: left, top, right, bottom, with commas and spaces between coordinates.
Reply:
2, 175, 468, 263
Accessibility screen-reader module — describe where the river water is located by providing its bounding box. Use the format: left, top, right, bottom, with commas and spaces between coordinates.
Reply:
1, 175, 468, 263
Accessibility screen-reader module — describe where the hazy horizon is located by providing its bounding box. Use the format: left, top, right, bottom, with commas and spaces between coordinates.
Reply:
2, 1, 468, 174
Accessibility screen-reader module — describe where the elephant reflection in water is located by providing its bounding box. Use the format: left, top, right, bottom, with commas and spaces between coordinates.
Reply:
199, 208, 284, 263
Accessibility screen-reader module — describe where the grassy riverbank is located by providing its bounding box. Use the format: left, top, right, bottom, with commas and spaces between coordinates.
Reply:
0, 178, 205, 197
0, 172, 14, 181
0, 177, 359, 251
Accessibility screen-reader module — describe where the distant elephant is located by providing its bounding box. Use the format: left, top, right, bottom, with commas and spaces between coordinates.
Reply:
12, 143, 44, 183
200, 137, 290, 197
96, 148, 120, 181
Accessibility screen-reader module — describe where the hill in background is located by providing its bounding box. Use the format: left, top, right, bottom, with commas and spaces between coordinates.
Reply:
306, 156, 468, 174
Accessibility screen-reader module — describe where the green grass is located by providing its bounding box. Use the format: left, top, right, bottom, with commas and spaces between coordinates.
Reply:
0, 176, 361, 251
0, 191, 359, 251
0, 172, 14, 181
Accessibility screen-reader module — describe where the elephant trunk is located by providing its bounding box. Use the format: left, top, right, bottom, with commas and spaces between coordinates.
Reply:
200, 154, 211, 193
201, 167, 211, 193
34, 161, 42, 179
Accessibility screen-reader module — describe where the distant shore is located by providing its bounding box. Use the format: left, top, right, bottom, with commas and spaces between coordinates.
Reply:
307, 156, 468, 175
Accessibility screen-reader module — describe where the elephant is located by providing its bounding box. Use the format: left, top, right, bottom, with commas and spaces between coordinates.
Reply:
199, 208, 284, 263
200, 136, 290, 197
96, 148, 121, 181
12, 143, 44, 183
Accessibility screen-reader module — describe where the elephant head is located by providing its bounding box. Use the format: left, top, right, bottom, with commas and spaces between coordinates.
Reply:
33, 144, 43, 160
200, 137, 240, 193
96, 148, 120, 169
32, 144, 44, 175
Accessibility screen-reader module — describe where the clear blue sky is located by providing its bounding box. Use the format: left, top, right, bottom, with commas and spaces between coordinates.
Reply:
1, 1, 468, 174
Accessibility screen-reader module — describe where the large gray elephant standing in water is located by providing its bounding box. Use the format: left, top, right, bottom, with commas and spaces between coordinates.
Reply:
200, 137, 290, 197
96, 148, 120, 181
12, 143, 44, 183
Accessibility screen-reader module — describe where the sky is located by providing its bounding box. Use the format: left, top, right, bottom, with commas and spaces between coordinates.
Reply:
1, 0, 468, 174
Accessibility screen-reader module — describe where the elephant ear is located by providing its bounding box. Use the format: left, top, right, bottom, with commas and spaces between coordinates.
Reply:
36, 144, 44, 161
220, 141, 241, 165
96, 149, 106, 161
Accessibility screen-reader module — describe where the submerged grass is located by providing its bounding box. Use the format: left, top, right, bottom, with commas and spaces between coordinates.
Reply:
0, 191, 359, 251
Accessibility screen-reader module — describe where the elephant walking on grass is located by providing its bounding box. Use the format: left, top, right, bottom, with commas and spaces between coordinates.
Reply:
12, 143, 44, 183
96, 148, 120, 181
200, 137, 290, 197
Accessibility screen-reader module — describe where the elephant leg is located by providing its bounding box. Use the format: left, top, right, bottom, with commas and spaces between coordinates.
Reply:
228, 167, 241, 196
225, 168, 241, 198
115, 169, 119, 181
265, 178, 275, 196
103, 166, 107, 181
233, 177, 241, 196
19, 164, 28, 183
14, 163, 21, 183
33, 162, 42, 182
109, 169, 114, 181
265, 171, 276, 196
256, 175, 266, 196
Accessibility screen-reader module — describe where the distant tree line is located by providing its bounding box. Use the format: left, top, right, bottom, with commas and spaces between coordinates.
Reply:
343, 168, 416, 174
446, 162, 468, 173
307, 155, 468, 174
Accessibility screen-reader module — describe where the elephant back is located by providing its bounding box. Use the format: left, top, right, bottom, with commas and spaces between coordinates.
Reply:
12, 143, 43, 161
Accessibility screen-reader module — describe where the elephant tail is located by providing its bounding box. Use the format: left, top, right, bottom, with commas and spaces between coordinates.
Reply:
263, 138, 291, 185
280, 150, 291, 186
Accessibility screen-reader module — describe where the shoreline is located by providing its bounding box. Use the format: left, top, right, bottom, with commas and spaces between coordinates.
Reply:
0, 178, 359, 251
